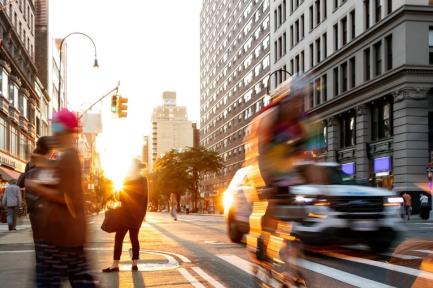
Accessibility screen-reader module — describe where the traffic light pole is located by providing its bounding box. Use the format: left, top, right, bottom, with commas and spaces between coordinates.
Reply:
79, 82, 120, 119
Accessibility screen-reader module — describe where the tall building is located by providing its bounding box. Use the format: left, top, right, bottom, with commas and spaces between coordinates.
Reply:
200, 0, 271, 196
142, 135, 150, 173
0, 0, 46, 180
34, 0, 67, 119
151, 91, 193, 167
270, 1, 433, 202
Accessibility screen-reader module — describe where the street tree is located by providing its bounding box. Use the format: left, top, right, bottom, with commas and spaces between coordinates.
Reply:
180, 147, 224, 211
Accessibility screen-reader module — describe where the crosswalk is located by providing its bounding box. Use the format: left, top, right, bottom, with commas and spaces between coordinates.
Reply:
216, 247, 433, 287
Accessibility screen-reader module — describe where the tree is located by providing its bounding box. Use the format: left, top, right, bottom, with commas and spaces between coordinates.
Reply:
180, 147, 224, 211
153, 150, 189, 208
153, 147, 223, 212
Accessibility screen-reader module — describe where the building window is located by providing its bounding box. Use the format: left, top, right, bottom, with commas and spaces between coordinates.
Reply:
350, 10, 356, 40
278, 36, 283, 58
364, 0, 370, 29
373, 41, 382, 76
375, 0, 382, 23
278, 4, 282, 27
333, 67, 339, 96
0, 117, 6, 151
315, 78, 321, 106
387, 0, 392, 14
372, 100, 393, 141
322, 74, 328, 102
290, 59, 294, 74
349, 57, 356, 88
429, 27, 433, 65
315, 0, 321, 26
341, 16, 348, 46
300, 15, 305, 39
364, 47, 371, 81
334, 23, 339, 51
283, 32, 287, 55
341, 62, 348, 93
301, 50, 305, 73
341, 113, 356, 148
10, 126, 18, 156
290, 25, 294, 48
334, 0, 338, 11
274, 41, 278, 62
295, 19, 299, 43
309, 43, 314, 68
323, 33, 327, 58
316, 37, 321, 63
385, 34, 393, 70
309, 5, 313, 31
309, 82, 314, 108
274, 9, 278, 31
323, 0, 327, 19
283, 0, 287, 22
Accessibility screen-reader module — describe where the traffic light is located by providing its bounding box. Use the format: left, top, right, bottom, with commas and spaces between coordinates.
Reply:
117, 96, 128, 118
111, 95, 118, 113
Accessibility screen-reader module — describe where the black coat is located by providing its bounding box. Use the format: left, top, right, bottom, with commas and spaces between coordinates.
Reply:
119, 176, 148, 229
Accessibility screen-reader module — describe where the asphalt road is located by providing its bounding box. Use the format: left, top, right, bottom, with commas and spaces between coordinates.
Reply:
1, 212, 433, 287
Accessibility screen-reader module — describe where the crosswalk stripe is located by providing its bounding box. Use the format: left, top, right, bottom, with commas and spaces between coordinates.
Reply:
382, 253, 422, 260
178, 268, 206, 288
414, 250, 433, 255
192, 267, 226, 288
217, 254, 394, 288
324, 252, 433, 281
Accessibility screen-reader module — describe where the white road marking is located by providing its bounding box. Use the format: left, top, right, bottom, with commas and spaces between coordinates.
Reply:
217, 255, 254, 275
218, 254, 394, 288
382, 253, 422, 260
142, 249, 191, 263
178, 268, 206, 288
414, 249, 433, 255
0, 250, 34, 254
192, 267, 226, 288
324, 252, 433, 281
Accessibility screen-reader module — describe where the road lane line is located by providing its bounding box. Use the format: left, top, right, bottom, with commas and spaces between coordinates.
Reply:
142, 249, 191, 263
0, 250, 34, 254
414, 250, 433, 255
382, 253, 422, 260
324, 252, 433, 281
218, 254, 394, 288
178, 268, 206, 288
192, 267, 226, 288
217, 255, 254, 276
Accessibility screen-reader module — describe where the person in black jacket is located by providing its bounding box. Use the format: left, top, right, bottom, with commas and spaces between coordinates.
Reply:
103, 159, 148, 272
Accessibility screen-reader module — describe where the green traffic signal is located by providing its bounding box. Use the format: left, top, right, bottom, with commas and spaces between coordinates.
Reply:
111, 95, 118, 113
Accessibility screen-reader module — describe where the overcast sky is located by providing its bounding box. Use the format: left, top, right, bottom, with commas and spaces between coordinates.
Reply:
51, 0, 202, 179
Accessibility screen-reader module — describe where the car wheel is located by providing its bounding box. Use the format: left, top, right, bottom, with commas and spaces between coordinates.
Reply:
368, 240, 392, 253
228, 216, 243, 243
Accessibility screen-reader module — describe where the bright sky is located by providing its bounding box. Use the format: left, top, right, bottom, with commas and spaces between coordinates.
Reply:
51, 0, 202, 182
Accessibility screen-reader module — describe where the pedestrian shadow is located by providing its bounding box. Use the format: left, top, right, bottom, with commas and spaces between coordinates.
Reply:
102, 272, 119, 288
132, 271, 145, 287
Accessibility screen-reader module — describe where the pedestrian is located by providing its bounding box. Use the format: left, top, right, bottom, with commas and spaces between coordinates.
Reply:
170, 193, 178, 221
1, 179, 22, 231
402, 192, 412, 221
103, 159, 148, 273
26, 109, 98, 287
420, 193, 430, 220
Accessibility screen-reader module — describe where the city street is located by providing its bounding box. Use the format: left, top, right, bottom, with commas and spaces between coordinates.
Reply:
1, 213, 433, 287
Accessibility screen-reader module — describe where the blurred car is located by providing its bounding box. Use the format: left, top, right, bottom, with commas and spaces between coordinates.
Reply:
224, 162, 404, 252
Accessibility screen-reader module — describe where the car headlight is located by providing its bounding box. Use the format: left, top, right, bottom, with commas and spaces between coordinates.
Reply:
223, 191, 234, 211
385, 196, 403, 206
295, 195, 330, 206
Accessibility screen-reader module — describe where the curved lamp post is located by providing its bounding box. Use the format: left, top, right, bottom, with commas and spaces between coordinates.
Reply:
266, 68, 293, 95
57, 32, 99, 110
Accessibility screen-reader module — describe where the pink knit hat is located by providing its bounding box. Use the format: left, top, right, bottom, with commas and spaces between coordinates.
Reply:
52, 109, 80, 133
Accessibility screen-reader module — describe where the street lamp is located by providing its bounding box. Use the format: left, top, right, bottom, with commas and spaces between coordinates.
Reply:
266, 68, 293, 95
57, 32, 99, 110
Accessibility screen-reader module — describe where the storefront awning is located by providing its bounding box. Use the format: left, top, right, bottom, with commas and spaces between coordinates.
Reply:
0, 166, 21, 181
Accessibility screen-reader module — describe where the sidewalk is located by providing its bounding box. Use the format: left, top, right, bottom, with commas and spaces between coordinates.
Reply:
0, 216, 31, 232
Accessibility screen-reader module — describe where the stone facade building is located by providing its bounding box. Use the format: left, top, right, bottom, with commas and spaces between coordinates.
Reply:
270, 0, 433, 207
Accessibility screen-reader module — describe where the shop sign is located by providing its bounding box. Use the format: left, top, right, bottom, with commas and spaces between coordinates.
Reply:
374, 156, 391, 176
0, 152, 26, 172
342, 162, 355, 176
